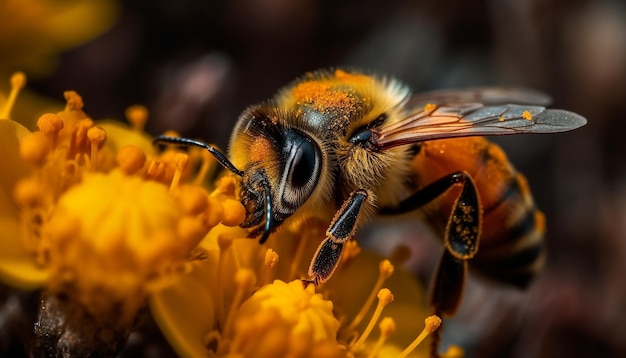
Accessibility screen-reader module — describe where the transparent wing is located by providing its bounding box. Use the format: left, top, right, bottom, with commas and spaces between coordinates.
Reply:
405, 87, 552, 108
371, 103, 587, 150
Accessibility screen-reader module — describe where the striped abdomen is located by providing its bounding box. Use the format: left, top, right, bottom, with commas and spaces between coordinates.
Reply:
411, 137, 545, 287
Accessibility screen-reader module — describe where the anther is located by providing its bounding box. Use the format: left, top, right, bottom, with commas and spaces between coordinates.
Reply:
64, 91, 84, 111
87, 126, 107, 169
117, 146, 147, 175
125, 105, 148, 131
37, 113, 64, 147
220, 199, 246, 227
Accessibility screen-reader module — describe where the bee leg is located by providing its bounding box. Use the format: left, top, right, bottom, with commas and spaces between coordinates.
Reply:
381, 171, 480, 315
305, 189, 369, 286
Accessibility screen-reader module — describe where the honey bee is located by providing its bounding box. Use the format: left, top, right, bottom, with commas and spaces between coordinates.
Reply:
154, 69, 586, 317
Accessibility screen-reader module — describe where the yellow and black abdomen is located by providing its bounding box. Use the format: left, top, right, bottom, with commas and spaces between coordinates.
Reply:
411, 137, 546, 287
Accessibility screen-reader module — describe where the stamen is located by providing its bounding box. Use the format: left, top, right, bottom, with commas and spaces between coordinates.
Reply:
397, 315, 442, 358
146, 159, 163, 180
125, 105, 148, 131
261, 249, 279, 285
193, 149, 214, 185
169, 153, 188, 193
64, 91, 84, 111
351, 288, 394, 350
117, 146, 147, 175
37, 113, 64, 148
87, 126, 107, 170
216, 233, 234, 324
1, 72, 26, 119
289, 224, 314, 280
366, 317, 396, 358
347, 260, 395, 332
222, 269, 256, 338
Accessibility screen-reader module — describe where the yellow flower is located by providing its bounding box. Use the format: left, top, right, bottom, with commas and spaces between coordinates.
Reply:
0, 72, 458, 356
0, 72, 232, 328
151, 201, 445, 357
0, 0, 118, 78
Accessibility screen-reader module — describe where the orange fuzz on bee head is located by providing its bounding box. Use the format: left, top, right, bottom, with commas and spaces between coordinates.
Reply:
249, 137, 274, 163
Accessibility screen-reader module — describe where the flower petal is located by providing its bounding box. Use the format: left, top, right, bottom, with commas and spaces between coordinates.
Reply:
0, 215, 47, 289
150, 262, 216, 358
0, 119, 32, 201
0, 119, 46, 289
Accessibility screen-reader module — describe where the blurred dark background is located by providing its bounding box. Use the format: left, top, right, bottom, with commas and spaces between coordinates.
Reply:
8, 0, 626, 356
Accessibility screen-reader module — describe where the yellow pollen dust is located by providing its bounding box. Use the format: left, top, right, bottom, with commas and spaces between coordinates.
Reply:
292, 79, 355, 113
522, 110, 533, 120
424, 103, 437, 112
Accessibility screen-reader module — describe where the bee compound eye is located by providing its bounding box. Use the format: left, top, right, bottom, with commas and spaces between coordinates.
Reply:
288, 138, 318, 188
279, 130, 322, 209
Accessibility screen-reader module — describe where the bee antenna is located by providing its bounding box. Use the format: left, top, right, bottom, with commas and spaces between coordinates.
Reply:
152, 135, 244, 177
258, 181, 274, 244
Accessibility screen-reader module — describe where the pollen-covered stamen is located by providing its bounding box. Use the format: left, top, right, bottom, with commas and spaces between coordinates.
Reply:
64, 91, 84, 111
69, 118, 95, 159
366, 317, 396, 358
125, 105, 148, 132
216, 233, 234, 325
222, 269, 257, 340
351, 288, 394, 351
193, 149, 214, 185
347, 259, 395, 332
1, 71, 26, 119
289, 222, 319, 280
169, 153, 189, 193
87, 126, 106, 169
37, 113, 64, 148
397, 315, 442, 358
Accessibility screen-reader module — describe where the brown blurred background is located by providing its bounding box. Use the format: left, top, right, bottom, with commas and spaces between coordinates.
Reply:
5, 0, 626, 357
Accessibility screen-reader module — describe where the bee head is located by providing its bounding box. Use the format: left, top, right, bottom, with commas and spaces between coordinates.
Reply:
231, 104, 324, 242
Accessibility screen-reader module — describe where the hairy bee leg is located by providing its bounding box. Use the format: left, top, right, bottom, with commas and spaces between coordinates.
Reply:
381, 171, 481, 315
306, 189, 369, 285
